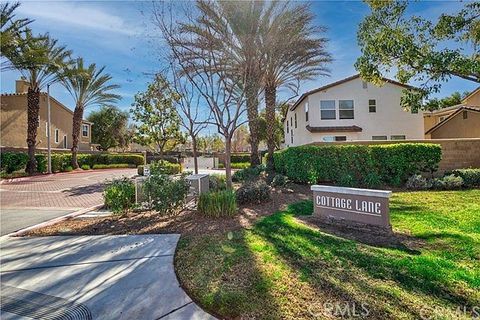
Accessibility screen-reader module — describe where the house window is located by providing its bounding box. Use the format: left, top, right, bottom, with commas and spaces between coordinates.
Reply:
286, 119, 289, 133
369, 99, 376, 113
305, 102, 309, 122
320, 100, 336, 120
322, 136, 346, 142
362, 81, 368, 89
372, 136, 387, 140
55, 129, 59, 143
290, 130, 293, 144
294, 113, 297, 128
45, 122, 48, 137
391, 135, 406, 140
63, 135, 67, 149
339, 100, 354, 119
463, 111, 468, 119
82, 124, 89, 137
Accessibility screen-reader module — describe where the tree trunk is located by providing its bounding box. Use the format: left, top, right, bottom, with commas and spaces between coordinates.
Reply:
71, 105, 84, 169
192, 134, 199, 174
225, 137, 233, 189
246, 81, 260, 167
265, 85, 276, 177
26, 87, 40, 175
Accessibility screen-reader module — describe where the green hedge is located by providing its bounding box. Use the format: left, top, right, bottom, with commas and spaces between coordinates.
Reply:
273, 144, 442, 187
92, 164, 134, 169
51, 153, 144, 172
150, 160, 182, 175
230, 154, 250, 163
1, 152, 46, 173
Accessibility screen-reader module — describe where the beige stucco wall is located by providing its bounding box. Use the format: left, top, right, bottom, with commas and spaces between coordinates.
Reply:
463, 89, 480, 106
430, 110, 480, 139
284, 77, 424, 147
1, 93, 91, 150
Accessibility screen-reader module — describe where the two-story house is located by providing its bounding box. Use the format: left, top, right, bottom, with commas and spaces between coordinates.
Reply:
283, 74, 424, 147
1, 79, 93, 151
424, 87, 480, 139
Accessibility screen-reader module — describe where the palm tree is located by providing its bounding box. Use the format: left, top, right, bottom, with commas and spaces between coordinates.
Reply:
262, 3, 331, 174
178, 0, 275, 166
3, 30, 71, 174
1, 2, 33, 63
59, 58, 120, 169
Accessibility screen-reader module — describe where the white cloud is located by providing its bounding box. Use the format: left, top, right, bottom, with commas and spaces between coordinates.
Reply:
17, 1, 140, 36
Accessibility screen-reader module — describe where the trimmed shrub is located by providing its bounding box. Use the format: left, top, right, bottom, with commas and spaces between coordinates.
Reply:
209, 174, 227, 191
235, 181, 271, 205
273, 144, 442, 187
81, 164, 91, 170
230, 154, 250, 163
143, 173, 190, 215
50, 153, 144, 172
198, 190, 237, 218
1, 152, 28, 173
432, 174, 464, 190
271, 174, 289, 187
232, 164, 266, 182
92, 163, 132, 169
150, 160, 182, 175
451, 169, 480, 187
406, 174, 430, 190
231, 162, 250, 169
63, 166, 73, 172
35, 154, 47, 173
103, 177, 136, 214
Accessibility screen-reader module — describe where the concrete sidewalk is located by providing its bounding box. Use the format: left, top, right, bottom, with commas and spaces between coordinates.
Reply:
0, 235, 215, 320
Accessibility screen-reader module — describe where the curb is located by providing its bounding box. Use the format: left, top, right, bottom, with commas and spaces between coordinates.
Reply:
6, 204, 104, 237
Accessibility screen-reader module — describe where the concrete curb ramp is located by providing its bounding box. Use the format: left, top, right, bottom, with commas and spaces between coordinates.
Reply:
0, 235, 216, 320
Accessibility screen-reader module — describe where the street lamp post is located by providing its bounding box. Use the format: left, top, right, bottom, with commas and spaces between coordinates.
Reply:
47, 84, 52, 174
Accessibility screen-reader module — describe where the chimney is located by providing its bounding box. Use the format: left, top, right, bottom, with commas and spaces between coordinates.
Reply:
15, 79, 30, 94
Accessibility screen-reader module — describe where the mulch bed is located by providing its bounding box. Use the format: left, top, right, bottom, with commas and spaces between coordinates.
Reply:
24, 184, 311, 237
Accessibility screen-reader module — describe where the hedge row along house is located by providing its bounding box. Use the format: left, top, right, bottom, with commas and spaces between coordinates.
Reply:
282, 75, 480, 147
1, 79, 94, 151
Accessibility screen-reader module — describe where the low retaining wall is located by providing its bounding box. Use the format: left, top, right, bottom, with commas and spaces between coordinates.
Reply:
308, 138, 480, 173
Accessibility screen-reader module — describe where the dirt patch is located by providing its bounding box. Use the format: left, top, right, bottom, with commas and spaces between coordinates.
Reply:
24, 184, 311, 237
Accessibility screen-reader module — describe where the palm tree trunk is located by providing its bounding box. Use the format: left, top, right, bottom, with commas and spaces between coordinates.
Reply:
246, 82, 260, 167
225, 137, 233, 189
265, 85, 276, 176
71, 105, 84, 169
26, 87, 40, 175
192, 134, 199, 174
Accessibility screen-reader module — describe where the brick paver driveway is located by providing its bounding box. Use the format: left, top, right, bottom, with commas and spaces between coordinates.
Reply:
1, 169, 136, 209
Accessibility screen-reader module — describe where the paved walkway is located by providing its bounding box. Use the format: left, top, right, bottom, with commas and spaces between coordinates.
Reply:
0, 235, 215, 320
0, 169, 136, 209
0, 169, 136, 235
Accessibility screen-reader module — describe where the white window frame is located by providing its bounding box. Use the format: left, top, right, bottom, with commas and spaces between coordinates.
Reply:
82, 124, 89, 137
320, 100, 336, 120
368, 99, 376, 113
55, 129, 59, 143
45, 121, 48, 137
305, 102, 309, 122
339, 100, 354, 119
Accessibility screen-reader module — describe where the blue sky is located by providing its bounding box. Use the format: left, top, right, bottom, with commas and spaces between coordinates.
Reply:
1, 0, 478, 125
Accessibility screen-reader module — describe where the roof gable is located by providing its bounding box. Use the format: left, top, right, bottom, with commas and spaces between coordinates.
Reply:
290, 74, 417, 112
425, 106, 480, 134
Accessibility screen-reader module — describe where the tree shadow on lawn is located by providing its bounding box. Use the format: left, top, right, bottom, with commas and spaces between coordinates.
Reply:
251, 202, 478, 318
175, 232, 283, 319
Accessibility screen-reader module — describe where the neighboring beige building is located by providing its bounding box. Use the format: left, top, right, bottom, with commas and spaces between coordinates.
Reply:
283, 74, 424, 147
424, 87, 480, 139
1, 79, 93, 151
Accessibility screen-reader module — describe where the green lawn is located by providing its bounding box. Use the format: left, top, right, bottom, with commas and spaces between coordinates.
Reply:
176, 190, 480, 319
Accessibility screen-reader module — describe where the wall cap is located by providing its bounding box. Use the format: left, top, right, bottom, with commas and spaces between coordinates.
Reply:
311, 185, 392, 198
